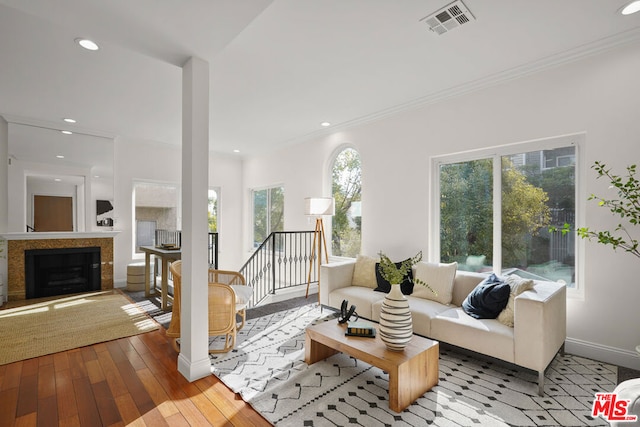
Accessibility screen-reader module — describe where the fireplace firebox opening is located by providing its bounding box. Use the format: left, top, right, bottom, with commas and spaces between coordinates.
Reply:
25, 247, 101, 299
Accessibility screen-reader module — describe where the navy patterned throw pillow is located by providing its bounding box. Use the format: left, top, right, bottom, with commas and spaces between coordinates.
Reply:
462, 273, 510, 319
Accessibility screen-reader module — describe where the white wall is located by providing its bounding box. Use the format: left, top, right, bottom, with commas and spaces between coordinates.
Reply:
0, 117, 7, 302
112, 137, 244, 285
208, 152, 244, 270
242, 41, 640, 369
0, 117, 7, 234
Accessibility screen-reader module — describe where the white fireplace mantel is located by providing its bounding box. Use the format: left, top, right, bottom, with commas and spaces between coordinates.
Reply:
1, 231, 120, 240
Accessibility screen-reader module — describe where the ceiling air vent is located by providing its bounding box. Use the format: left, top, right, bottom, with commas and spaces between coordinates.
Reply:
419, 0, 475, 35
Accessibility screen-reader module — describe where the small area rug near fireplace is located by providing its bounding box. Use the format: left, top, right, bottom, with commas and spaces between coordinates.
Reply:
0, 290, 158, 365
210, 304, 616, 426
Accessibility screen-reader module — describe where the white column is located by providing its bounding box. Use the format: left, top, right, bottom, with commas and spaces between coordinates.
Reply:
177, 56, 211, 381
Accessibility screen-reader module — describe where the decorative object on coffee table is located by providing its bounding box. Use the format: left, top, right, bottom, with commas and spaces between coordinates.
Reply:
378, 283, 413, 350
345, 320, 376, 337
377, 251, 434, 351
337, 299, 358, 324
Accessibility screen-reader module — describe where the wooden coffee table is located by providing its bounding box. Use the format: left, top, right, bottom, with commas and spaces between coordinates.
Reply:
305, 320, 439, 412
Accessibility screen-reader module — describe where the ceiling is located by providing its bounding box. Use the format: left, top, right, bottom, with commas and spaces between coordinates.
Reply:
1, 0, 640, 157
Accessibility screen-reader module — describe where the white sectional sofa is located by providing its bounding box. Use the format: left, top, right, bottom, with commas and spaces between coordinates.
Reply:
320, 258, 567, 396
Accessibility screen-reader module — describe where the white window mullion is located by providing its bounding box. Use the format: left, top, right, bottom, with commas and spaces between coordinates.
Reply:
492, 154, 502, 274
429, 159, 442, 262
265, 189, 271, 236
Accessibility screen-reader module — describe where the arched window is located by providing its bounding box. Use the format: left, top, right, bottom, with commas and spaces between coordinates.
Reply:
208, 187, 219, 232
331, 148, 361, 257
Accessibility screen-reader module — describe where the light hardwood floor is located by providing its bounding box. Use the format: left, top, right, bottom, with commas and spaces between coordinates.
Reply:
0, 326, 270, 426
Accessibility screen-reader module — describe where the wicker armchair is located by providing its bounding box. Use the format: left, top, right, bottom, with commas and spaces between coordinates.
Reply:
208, 269, 252, 331
166, 261, 253, 354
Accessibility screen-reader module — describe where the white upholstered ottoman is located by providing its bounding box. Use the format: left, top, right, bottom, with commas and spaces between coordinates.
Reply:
127, 262, 152, 292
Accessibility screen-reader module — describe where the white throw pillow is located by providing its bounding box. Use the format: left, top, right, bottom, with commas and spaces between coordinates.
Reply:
497, 274, 534, 327
412, 261, 457, 304
352, 255, 378, 288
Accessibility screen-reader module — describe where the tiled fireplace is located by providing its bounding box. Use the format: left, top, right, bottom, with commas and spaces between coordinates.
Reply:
2, 232, 117, 301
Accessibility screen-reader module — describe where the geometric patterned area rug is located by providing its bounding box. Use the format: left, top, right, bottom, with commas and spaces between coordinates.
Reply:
209, 304, 617, 426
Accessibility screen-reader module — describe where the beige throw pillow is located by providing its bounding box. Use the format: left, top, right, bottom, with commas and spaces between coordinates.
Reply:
412, 261, 458, 304
497, 274, 534, 327
352, 255, 378, 288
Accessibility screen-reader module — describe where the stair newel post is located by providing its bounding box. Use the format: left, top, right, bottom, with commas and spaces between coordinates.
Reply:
271, 233, 276, 295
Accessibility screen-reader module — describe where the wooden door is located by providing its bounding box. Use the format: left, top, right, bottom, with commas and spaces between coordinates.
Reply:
34, 195, 73, 231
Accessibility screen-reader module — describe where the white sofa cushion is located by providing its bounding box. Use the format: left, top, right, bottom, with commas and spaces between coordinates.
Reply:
431, 307, 515, 363
412, 261, 457, 304
327, 286, 385, 320
230, 285, 253, 310
379, 295, 452, 337
352, 255, 378, 288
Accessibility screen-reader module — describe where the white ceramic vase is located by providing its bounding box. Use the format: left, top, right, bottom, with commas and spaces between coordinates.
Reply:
378, 283, 413, 351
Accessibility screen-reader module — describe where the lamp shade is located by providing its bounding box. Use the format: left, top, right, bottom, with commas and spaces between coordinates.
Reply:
304, 197, 335, 216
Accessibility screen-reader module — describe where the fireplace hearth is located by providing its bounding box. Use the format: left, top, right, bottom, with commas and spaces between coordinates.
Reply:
25, 247, 101, 299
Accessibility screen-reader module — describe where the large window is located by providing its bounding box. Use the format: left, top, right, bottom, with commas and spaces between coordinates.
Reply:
133, 181, 181, 253
252, 186, 284, 247
434, 136, 580, 290
332, 148, 362, 257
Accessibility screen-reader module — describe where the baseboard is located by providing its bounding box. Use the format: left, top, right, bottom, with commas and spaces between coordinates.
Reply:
113, 278, 127, 288
177, 353, 211, 382
258, 284, 318, 306
566, 337, 640, 370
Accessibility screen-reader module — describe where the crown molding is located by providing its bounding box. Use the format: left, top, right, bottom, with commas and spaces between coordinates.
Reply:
1, 114, 117, 140
282, 27, 640, 148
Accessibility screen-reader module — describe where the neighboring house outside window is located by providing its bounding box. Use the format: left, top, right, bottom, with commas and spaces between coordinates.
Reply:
331, 147, 362, 258
252, 186, 284, 247
433, 135, 580, 294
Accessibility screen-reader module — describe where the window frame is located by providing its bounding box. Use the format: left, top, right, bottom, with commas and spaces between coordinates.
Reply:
430, 133, 585, 299
329, 145, 362, 259
208, 186, 220, 233
250, 184, 284, 248
132, 179, 182, 258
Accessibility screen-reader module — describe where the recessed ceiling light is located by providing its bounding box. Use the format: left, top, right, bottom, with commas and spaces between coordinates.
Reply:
233, 149, 240, 153
75, 38, 99, 51
56, 155, 64, 159
321, 122, 331, 127
621, 1, 640, 14
61, 130, 73, 135
94, 175, 100, 178
54, 178, 62, 182
63, 118, 76, 123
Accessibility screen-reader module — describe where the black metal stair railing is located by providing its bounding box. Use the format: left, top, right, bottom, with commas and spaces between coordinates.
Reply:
208, 232, 219, 269
239, 231, 317, 307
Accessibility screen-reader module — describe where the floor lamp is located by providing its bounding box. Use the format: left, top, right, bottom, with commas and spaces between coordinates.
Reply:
305, 197, 335, 302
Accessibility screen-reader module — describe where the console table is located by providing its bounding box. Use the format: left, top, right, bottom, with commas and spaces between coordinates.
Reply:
139, 245, 181, 310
